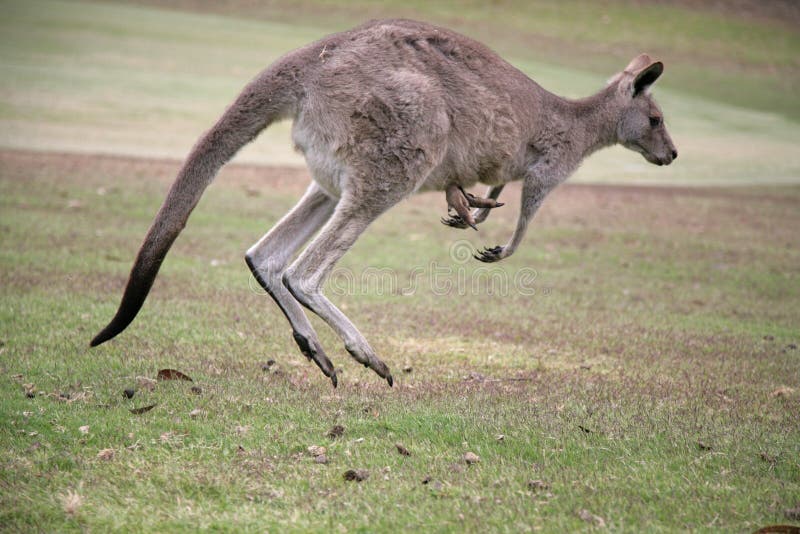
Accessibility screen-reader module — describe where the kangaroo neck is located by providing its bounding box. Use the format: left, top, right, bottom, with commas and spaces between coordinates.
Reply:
537, 83, 620, 161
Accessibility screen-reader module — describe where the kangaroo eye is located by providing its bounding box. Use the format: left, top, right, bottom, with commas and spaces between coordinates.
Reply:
649, 116, 662, 128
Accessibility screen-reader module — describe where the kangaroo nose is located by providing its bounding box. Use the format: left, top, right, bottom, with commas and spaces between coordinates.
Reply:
671, 149, 678, 160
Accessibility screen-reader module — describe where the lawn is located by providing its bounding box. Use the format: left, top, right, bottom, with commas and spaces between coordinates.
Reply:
1, 1, 799, 532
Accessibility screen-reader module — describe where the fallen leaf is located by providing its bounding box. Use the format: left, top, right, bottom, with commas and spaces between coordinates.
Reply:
760, 452, 777, 464
60, 489, 83, 516
495, 434, 505, 442
314, 454, 328, 464
785, 505, 800, 521
697, 440, 712, 451
754, 525, 800, 533
395, 443, 411, 456
327, 425, 345, 439
136, 377, 156, 392
771, 386, 796, 398
79, 425, 90, 435
527, 479, 550, 491
577, 509, 606, 528
129, 403, 157, 415
449, 463, 465, 474
189, 408, 203, 419
157, 369, 193, 382
343, 469, 368, 482
235, 425, 250, 435
308, 445, 326, 457
402, 365, 413, 374
422, 476, 432, 484
464, 452, 480, 465
96, 448, 115, 461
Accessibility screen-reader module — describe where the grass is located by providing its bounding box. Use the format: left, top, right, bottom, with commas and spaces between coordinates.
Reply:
1, 0, 799, 183
1, 0, 799, 531
1, 151, 799, 531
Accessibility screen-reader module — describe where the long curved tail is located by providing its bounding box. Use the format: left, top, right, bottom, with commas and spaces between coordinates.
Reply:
91, 68, 298, 347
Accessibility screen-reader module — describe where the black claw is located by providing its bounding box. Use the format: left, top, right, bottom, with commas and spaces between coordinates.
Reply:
387, 375, 394, 387
496, 202, 505, 207
441, 216, 469, 229
331, 372, 338, 388
474, 245, 504, 263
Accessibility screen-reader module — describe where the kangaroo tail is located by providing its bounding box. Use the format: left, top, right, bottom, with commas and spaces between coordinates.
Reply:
90, 67, 298, 347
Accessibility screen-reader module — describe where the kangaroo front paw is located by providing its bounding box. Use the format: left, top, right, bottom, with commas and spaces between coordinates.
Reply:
465, 193, 504, 210
445, 184, 478, 230
440, 215, 472, 230
474, 245, 506, 263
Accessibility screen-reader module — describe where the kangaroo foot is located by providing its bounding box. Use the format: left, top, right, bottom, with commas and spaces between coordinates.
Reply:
345, 344, 394, 387
292, 331, 338, 387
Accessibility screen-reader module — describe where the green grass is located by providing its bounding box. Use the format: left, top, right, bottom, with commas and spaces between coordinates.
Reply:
1, 0, 799, 183
1, 0, 799, 530
1, 151, 799, 531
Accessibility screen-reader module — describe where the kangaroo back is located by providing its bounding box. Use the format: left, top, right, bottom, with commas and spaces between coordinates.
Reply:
91, 65, 300, 347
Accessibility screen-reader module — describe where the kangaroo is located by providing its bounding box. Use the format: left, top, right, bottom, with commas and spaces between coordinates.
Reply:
90, 19, 677, 387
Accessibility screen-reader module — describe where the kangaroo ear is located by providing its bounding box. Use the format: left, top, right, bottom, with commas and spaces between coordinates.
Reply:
632, 61, 663, 96
622, 54, 663, 97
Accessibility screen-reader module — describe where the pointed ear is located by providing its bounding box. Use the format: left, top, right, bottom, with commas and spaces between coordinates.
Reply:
612, 55, 664, 96
632, 61, 663, 96
624, 53, 654, 74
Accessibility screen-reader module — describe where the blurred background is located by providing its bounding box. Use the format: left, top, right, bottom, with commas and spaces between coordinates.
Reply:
1, 0, 798, 184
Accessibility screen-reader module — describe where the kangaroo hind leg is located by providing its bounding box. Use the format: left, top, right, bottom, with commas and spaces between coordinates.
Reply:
281, 190, 408, 387
245, 182, 339, 385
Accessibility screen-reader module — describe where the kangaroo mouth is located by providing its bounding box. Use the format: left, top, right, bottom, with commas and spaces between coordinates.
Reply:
649, 154, 674, 166
629, 143, 673, 166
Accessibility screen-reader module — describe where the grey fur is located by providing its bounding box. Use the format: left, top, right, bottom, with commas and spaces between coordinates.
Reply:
91, 19, 676, 386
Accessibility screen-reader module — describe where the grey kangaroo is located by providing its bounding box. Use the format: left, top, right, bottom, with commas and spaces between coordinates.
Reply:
91, 19, 677, 387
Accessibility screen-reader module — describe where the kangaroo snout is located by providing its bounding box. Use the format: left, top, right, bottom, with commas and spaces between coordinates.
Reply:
662, 147, 678, 166
659, 148, 677, 166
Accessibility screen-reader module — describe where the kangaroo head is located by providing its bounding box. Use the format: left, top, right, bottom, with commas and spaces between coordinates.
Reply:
614, 54, 677, 166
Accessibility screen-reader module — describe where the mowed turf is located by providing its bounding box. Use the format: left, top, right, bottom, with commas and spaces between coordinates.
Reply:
1, 0, 799, 531
1, 150, 798, 531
